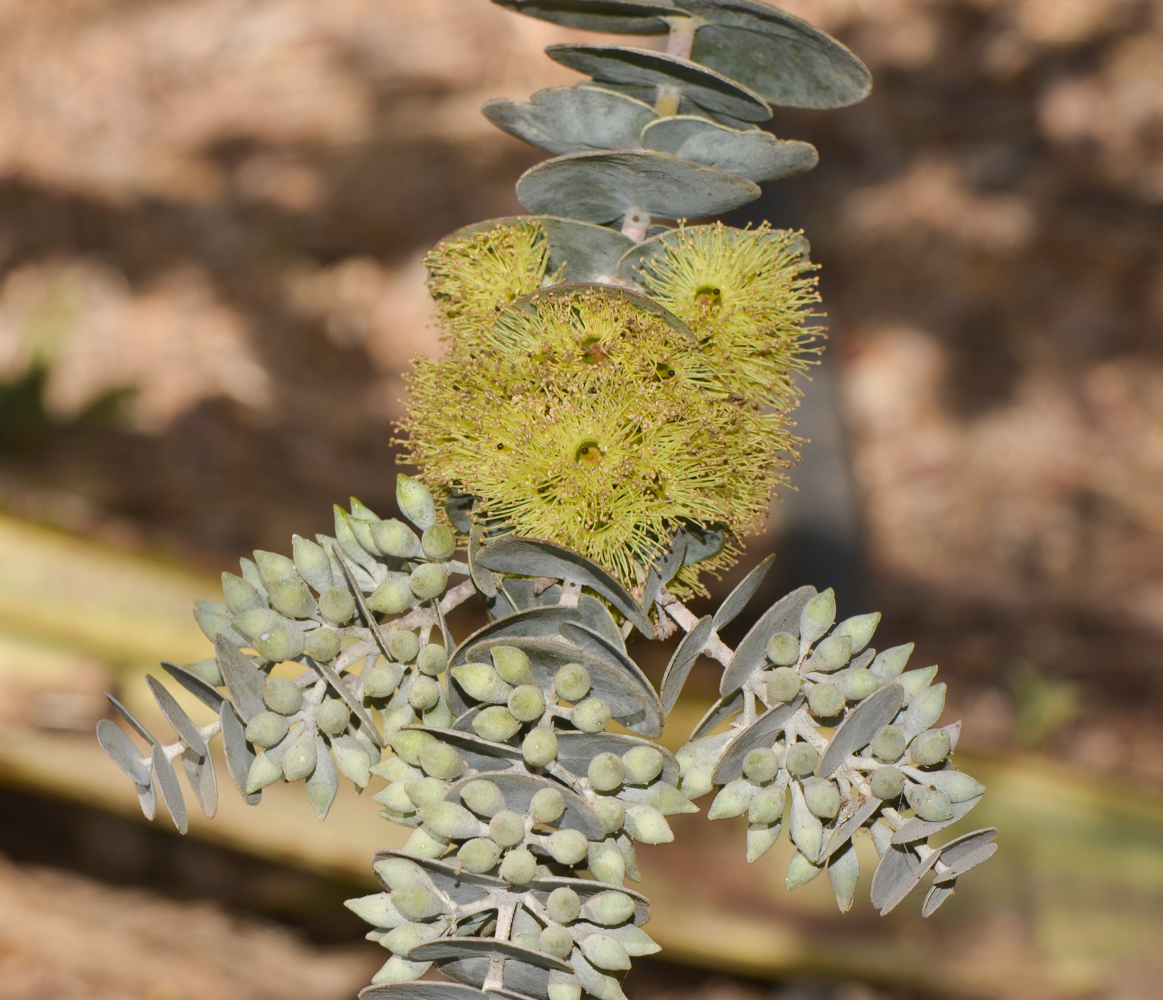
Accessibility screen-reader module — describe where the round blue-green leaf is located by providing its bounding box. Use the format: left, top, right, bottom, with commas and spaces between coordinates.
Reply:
641, 116, 818, 182
491, 0, 682, 34
484, 86, 658, 155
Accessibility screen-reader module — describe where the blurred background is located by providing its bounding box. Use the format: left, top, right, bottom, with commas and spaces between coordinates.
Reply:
0, 0, 1161, 998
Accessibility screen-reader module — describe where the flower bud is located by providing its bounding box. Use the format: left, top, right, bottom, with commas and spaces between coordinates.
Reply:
747, 823, 781, 862
420, 801, 484, 840
410, 563, 448, 600
811, 634, 852, 672
233, 608, 282, 641
493, 645, 534, 685
403, 827, 448, 859
582, 890, 636, 926
500, 847, 537, 884
318, 587, 355, 625
316, 698, 350, 736
222, 572, 264, 614
255, 625, 306, 664
405, 776, 448, 808
909, 728, 951, 767
417, 742, 465, 780
371, 756, 417, 783
264, 675, 302, 715
370, 955, 429, 985
368, 577, 413, 615
472, 706, 521, 742
871, 766, 904, 800
255, 550, 297, 584
364, 662, 404, 699
581, 933, 630, 972
529, 786, 566, 824
708, 779, 755, 820
489, 809, 526, 848
573, 697, 611, 733
539, 924, 574, 959
421, 524, 456, 561
389, 729, 435, 766
624, 804, 672, 844
649, 782, 696, 816
587, 839, 626, 884
268, 577, 314, 619
382, 922, 439, 957
870, 725, 906, 762
766, 667, 801, 704
386, 629, 420, 664
397, 475, 436, 530
417, 644, 448, 677
681, 765, 713, 800
548, 886, 581, 924
186, 656, 222, 686
870, 642, 914, 680
452, 663, 512, 704
926, 769, 984, 802
785, 742, 818, 777
509, 684, 546, 723
748, 785, 785, 824
838, 668, 883, 702
461, 779, 507, 818
548, 972, 582, 1000
808, 682, 844, 718
246, 711, 288, 748
592, 796, 625, 834
802, 777, 841, 820
457, 837, 501, 874
547, 829, 589, 865
282, 729, 317, 782
905, 682, 947, 732
555, 663, 591, 702
408, 676, 441, 713
743, 747, 779, 783
392, 884, 446, 920
622, 746, 664, 785
305, 627, 341, 663
766, 631, 799, 666
373, 781, 416, 814
246, 751, 283, 793
343, 892, 401, 928
293, 535, 333, 590
832, 612, 881, 654
370, 519, 423, 559
588, 752, 625, 792
373, 856, 427, 890
522, 728, 558, 767
909, 786, 954, 822
333, 741, 371, 788
899, 665, 939, 701
800, 589, 836, 647
786, 851, 822, 890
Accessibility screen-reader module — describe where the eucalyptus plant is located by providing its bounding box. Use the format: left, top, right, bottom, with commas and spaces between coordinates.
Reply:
97, 3, 996, 999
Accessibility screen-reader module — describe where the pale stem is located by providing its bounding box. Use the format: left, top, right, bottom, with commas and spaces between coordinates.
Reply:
654, 84, 682, 117
665, 16, 697, 59
621, 210, 651, 243
559, 578, 581, 608
661, 595, 735, 666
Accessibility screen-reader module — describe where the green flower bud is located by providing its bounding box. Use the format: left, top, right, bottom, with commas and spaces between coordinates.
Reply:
522, 728, 558, 767
373, 856, 428, 890
547, 886, 581, 924
421, 524, 456, 561
472, 705, 521, 742
708, 779, 755, 820
747, 823, 781, 862
905, 682, 947, 732
786, 851, 822, 890
461, 779, 507, 818
489, 809, 526, 848
333, 741, 371, 788
246, 751, 283, 793
384, 706, 416, 738
555, 663, 591, 702
624, 804, 673, 844
870, 642, 914, 680
622, 746, 664, 785
255, 625, 306, 664
681, 766, 713, 800
371, 756, 418, 783
838, 667, 883, 702
748, 784, 785, 824
547, 828, 589, 865
743, 747, 780, 783
548, 972, 582, 1000
402, 826, 448, 859
416, 644, 448, 677
457, 837, 501, 874
233, 608, 281, 642
592, 795, 625, 834
588, 752, 625, 792
343, 892, 402, 929
364, 662, 405, 699
382, 632, 419, 667
899, 665, 939, 701
392, 884, 446, 920
267, 576, 314, 619
452, 663, 512, 703
245, 711, 289, 748
508, 684, 546, 723
318, 587, 356, 625
408, 676, 441, 713
580, 933, 630, 972
500, 847, 537, 884
374, 781, 417, 814
316, 698, 350, 736
587, 839, 626, 884
222, 572, 264, 614
649, 782, 696, 816
870, 724, 906, 762
828, 844, 860, 914
370, 519, 422, 559
389, 729, 435, 766
254, 550, 297, 585
910, 787, 954, 822
800, 589, 836, 646
424, 698, 452, 728
370, 955, 429, 985
808, 682, 844, 718
368, 577, 413, 615
926, 769, 985, 803
382, 922, 440, 957
530, 786, 566, 824
263, 675, 302, 715
802, 777, 841, 819
812, 634, 852, 672
417, 742, 465, 781
871, 766, 905, 800
185, 656, 222, 686
766, 667, 801, 704
305, 627, 341, 664
538, 924, 574, 959
410, 563, 448, 601
573, 697, 611, 733
420, 801, 484, 840
282, 729, 317, 782
909, 728, 952, 767
832, 612, 881, 654
292, 535, 333, 590
397, 475, 436, 531
492, 645, 534, 685
405, 776, 448, 808
582, 890, 636, 926
785, 742, 819, 777
766, 631, 799, 666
